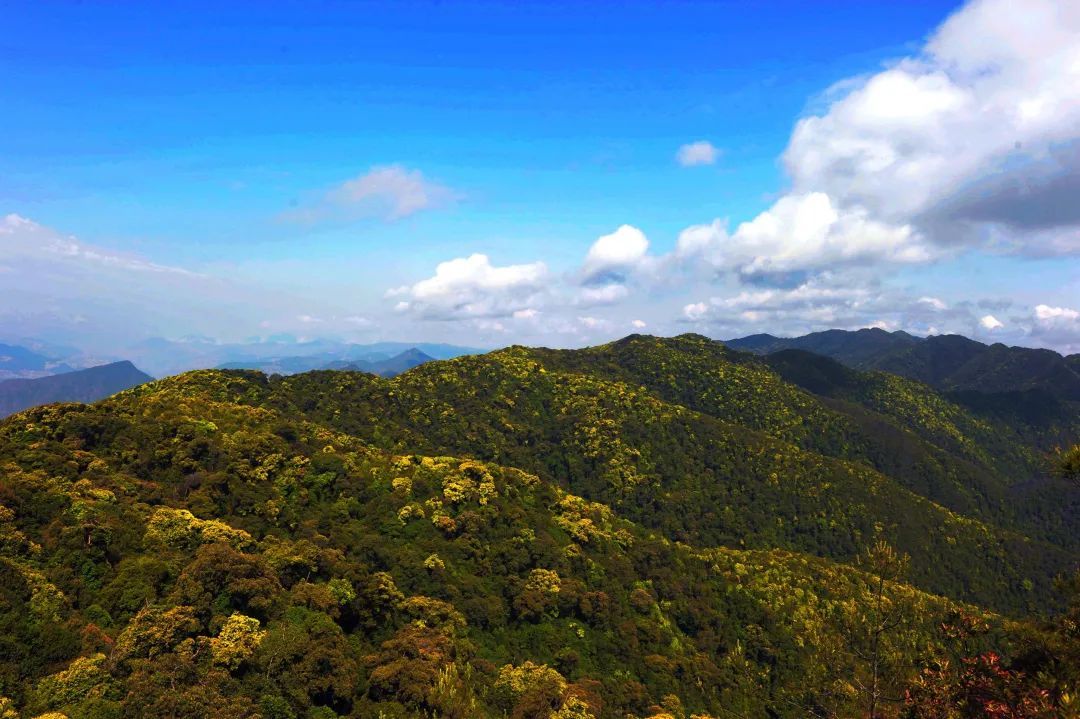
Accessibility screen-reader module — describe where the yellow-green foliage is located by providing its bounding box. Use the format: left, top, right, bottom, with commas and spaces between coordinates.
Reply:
143, 506, 252, 550
4, 561, 67, 622
399, 595, 466, 634
209, 613, 265, 670
524, 568, 561, 596
494, 660, 567, 706
28, 654, 112, 712
111, 605, 199, 664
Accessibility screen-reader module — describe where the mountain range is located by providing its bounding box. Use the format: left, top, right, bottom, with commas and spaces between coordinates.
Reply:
220, 348, 436, 377
0, 342, 75, 380
0, 332, 1075, 718
128, 338, 482, 377
725, 327, 1080, 399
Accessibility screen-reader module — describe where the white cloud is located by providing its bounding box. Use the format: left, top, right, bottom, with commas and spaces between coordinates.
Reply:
285, 165, 457, 223
297, 314, 324, 324
391, 253, 549, 320
1031, 303, 1080, 351
980, 314, 1004, 330
673, 0, 1080, 288
631, 319, 647, 329
513, 308, 540, 320
683, 302, 709, 321
581, 225, 650, 284
1035, 304, 1080, 322
344, 315, 375, 328
918, 296, 948, 311
577, 283, 629, 306
676, 193, 934, 283
783, 0, 1080, 255
577, 316, 608, 330
2, 214, 202, 277
676, 140, 720, 167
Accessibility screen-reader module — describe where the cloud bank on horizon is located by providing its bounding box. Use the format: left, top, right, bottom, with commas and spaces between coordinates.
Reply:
2, 0, 1078, 354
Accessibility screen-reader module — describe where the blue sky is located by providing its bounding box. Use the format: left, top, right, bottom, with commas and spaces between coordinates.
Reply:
2, 0, 1078, 355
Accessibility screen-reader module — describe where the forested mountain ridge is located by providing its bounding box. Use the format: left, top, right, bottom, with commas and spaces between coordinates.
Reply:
253, 334, 1080, 610
0, 334, 1077, 718
724, 328, 1080, 400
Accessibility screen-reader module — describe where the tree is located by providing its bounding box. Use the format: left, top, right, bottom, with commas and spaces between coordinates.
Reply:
1053, 443, 1080, 483
848, 540, 913, 719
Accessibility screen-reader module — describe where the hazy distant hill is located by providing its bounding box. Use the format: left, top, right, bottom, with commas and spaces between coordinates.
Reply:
221, 348, 437, 377
0, 360, 153, 418
725, 327, 1080, 399
131, 336, 482, 376
0, 342, 74, 379
332, 347, 435, 376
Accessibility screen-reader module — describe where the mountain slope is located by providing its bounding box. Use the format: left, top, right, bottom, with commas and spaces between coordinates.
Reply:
0, 361, 153, 419
0, 372, 1015, 719
200, 336, 1080, 613
0, 336, 1075, 717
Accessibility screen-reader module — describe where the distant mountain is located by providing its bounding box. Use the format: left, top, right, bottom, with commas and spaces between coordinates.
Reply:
0, 342, 74, 380
336, 348, 435, 376
220, 348, 437, 377
132, 337, 482, 376
0, 361, 154, 418
725, 327, 1080, 400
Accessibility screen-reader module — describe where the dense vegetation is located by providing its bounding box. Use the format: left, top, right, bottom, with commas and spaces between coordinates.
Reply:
0, 334, 1076, 718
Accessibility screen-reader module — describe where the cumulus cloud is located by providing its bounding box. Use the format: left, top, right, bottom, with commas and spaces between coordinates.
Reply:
1031, 303, 1080, 351
674, 0, 1080, 288
678, 193, 935, 284
784, 0, 1080, 255
683, 302, 709, 321
631, 319, 647, 329
284, 165, 457, 223
391, 253, 549, 320
581, 225, 650, 285
980, 314, 1004, 330
676, 140, 720, 167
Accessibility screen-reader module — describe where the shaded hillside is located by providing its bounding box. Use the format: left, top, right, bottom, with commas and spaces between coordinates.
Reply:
0, 361, 153, 419
0, 367, 1065, 719
725, 328, 1080, 400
